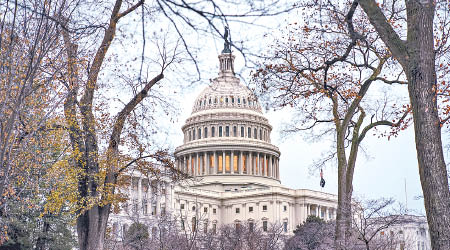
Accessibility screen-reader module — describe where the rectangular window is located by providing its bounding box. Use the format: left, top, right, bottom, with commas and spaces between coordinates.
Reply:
263, 221, 268, 232
233, 126, 237, 137
248, 127, 251, 138
236, 208, 240, 214
260, 129, 262, 140
225, 154, 231, 172
213, 224, 217, 234
263, 205, 267, 211
193, 130, 196, 140
213, 208, 217, 214
189, 131, 192, 141
241, 126, 244, 137
181, 220, 185, 230
219, 126, 223, 137
233, 155, 238, 172
249, 222, 254, 232
181, 204, 185, 209
254, 128, 257, 139
249, 206, 253, 212
204, 207, 208, 213
204, 127, 208, 138
283, 222, 288, 233
198, 128, 201, 139
212, 127, 215, 137
225, 126, 230, 137
283, 205, 287, 212
218, 155, 223, 172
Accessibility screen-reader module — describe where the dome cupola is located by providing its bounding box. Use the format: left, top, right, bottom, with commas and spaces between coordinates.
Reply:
174, 28, 281, 186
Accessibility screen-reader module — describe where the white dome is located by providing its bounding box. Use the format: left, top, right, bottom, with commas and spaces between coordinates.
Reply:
174, 51, 280, 185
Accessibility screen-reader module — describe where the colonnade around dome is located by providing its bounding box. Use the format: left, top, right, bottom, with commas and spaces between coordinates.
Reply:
175, 150, 280, 180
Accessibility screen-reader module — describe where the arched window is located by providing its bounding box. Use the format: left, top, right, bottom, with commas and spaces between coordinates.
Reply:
214, 98, 217, 104
209, 98, 211, 104
241, 127, 244, 137
238, 98, 241, 104
243, 99, 246, 104
189, 131, 192, 141
231, 97, 235, 103
193, 129, 196, 140
248, 127, 251, 138
225, 97, 228, 103
233, 126, 237, 137
254, 128, 257, 139
259, 129, 262, 140
198, 128, 202, 139
204, 127, 208, 138
219, 126, 223, 137
225, 126, 230, 137
212, 127, 215, 137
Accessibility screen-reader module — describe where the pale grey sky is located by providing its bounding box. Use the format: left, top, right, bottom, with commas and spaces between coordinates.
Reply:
170, 59, 426, 215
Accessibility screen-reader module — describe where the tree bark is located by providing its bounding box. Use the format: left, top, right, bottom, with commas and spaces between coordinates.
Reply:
358, 1, 450, 248
405, 2, 450, 249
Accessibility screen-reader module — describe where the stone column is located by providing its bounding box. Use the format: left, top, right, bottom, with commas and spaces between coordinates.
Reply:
189, 154, 192, 176
268, 155, 272, 177
248, 152, 252, 175
231, 151, 234, 174
147, 181, 152, 215
156, 184, 161, 215
239, 151, 244, 174
325, 207, 329, 221
206, 152, 210, 175
128, 176, 133, 213
138, 177, 142, 215
316, 205, 320, 218
213, 151, 217, 174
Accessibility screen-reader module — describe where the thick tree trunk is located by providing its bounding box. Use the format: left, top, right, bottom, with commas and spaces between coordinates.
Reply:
77, 204, 111, 250
334, 128, 354, 250
406, 3, 450, 249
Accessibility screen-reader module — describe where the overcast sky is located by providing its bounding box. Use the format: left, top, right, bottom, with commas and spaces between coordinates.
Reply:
171, 78, 426, 215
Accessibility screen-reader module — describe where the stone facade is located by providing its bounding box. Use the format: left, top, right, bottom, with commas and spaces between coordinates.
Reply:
109, 49, 339, 238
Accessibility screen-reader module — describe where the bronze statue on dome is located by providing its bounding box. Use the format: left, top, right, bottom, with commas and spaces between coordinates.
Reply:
222, 26, 231, 53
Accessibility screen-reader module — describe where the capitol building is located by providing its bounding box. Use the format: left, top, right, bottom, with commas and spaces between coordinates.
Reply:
109, 43, 338, 237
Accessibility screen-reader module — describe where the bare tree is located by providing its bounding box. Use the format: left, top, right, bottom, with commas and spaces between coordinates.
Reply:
284, 216, 335, 250
253, 2, 410, 248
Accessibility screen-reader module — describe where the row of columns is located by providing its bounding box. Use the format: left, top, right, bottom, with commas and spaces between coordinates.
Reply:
126, 176, 173, 217
176, 151, 280, 179
305, 203, 335, 221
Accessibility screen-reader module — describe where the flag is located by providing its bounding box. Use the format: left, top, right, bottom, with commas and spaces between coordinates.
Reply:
320, 169, 325, 188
